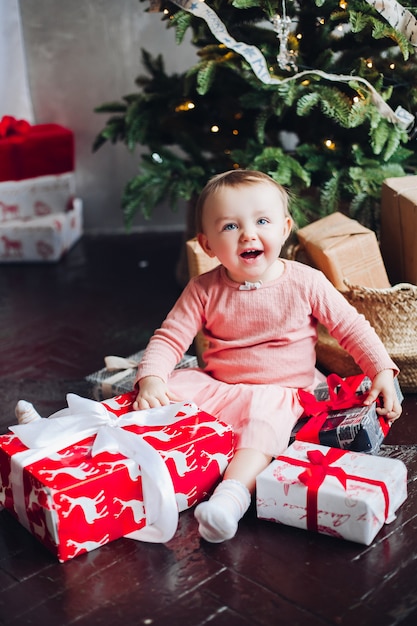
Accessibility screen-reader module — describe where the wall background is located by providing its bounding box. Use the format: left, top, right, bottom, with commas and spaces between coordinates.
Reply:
18, 0, 195, 234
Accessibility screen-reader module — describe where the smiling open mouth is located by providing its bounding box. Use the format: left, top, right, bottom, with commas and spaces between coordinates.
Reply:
240, 249, 262, 259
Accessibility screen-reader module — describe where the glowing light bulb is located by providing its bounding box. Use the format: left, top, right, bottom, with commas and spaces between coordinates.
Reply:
389, 63, 395, 70
232, 129, 239, 136
175, 100, 196, 112
324, 139, 336, 150
339, 1, 348, 9
211, 125, 220, 133
366, 60, 373, 69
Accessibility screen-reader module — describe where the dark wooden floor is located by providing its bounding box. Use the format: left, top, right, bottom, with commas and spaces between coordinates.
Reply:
1, 232, 417, 626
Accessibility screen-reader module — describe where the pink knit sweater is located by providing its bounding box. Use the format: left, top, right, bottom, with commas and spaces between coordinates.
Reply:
136, 260, 398, 389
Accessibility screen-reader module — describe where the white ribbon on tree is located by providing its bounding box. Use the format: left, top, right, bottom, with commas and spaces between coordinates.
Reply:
170, 0, 414, 127
9, 395, 198, 543
365, 0, 417, 45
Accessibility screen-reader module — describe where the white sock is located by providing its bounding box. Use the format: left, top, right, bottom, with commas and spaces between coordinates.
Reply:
15, 400, 42, 424
194, 479, 251, 543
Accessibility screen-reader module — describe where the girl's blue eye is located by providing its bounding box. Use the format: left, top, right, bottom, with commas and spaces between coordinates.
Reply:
258, 218, 268, 225
223, 223, 237, 231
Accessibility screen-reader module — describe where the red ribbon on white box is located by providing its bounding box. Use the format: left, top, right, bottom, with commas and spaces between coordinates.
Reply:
279, 447, 391, 533
9, 395, 199, 543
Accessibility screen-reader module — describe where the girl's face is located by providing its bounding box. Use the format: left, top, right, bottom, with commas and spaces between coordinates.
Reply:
198, 182, 293, 285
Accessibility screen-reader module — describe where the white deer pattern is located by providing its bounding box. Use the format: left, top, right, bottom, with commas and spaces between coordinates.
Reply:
175, 485, 198, 510
38, 462, 100, 481
59, 490, 108, 523
66, 534, 110, 557
200, 450, 230, 473
160, 444, 198, 477
113, 496, 145, 523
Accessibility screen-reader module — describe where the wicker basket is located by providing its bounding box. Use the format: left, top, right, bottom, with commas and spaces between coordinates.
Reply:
186, 238, 220, 366
316, 282, 417, 392
315, 324, 362, 379
186, 238, 220, 277
343, 282, 417, 392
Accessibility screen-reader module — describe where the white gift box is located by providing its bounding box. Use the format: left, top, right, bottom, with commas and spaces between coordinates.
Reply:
0, 198, 82, 263
0, 173, 76, 222
256, 441, 407, 545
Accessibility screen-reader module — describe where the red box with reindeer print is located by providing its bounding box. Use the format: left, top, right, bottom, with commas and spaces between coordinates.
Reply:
0, 391, 234, 561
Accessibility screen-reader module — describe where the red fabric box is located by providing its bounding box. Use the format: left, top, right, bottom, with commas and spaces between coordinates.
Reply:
0, 119, 74, 181
0, 391, 234, 561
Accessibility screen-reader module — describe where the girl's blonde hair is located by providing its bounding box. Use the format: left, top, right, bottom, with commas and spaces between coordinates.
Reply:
195, 169, 290, 234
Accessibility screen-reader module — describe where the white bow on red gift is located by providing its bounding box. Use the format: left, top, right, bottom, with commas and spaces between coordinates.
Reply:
9, 395, 198, 543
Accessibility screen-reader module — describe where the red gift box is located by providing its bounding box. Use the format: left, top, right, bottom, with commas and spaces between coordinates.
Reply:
0, 391, 234, 561
0, 117, 74, 181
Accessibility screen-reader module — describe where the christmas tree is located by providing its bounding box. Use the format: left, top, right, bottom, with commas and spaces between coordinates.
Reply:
94, 0, 417, 233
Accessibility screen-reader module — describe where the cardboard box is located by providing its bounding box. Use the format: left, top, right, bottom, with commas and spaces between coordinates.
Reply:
256, 441, 407, 545
0, 173, 76, 222
380, 176, 417, 285
186, 238, 220, 278
291, 375, 403, 454
0, 391, 234, 561
296, 212, 390, 290
0, 198, 82, 263
0, 121, 74, 182
86, 350, 199, 401
186, 238, 220, 365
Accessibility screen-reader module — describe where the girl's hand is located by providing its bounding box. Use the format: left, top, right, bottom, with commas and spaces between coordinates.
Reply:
133, 376, 181, 410
363, 369, 402, 423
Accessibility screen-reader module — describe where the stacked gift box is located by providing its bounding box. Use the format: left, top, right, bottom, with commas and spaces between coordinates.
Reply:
0, 116, 82, 262
0, 391, 234, 561
257, 373, 407, 545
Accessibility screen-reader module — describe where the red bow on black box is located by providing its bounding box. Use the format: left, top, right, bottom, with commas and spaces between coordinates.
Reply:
294, 374, 391, 454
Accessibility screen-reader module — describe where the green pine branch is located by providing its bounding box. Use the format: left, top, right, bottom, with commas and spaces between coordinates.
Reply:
94, 0, 417, 229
